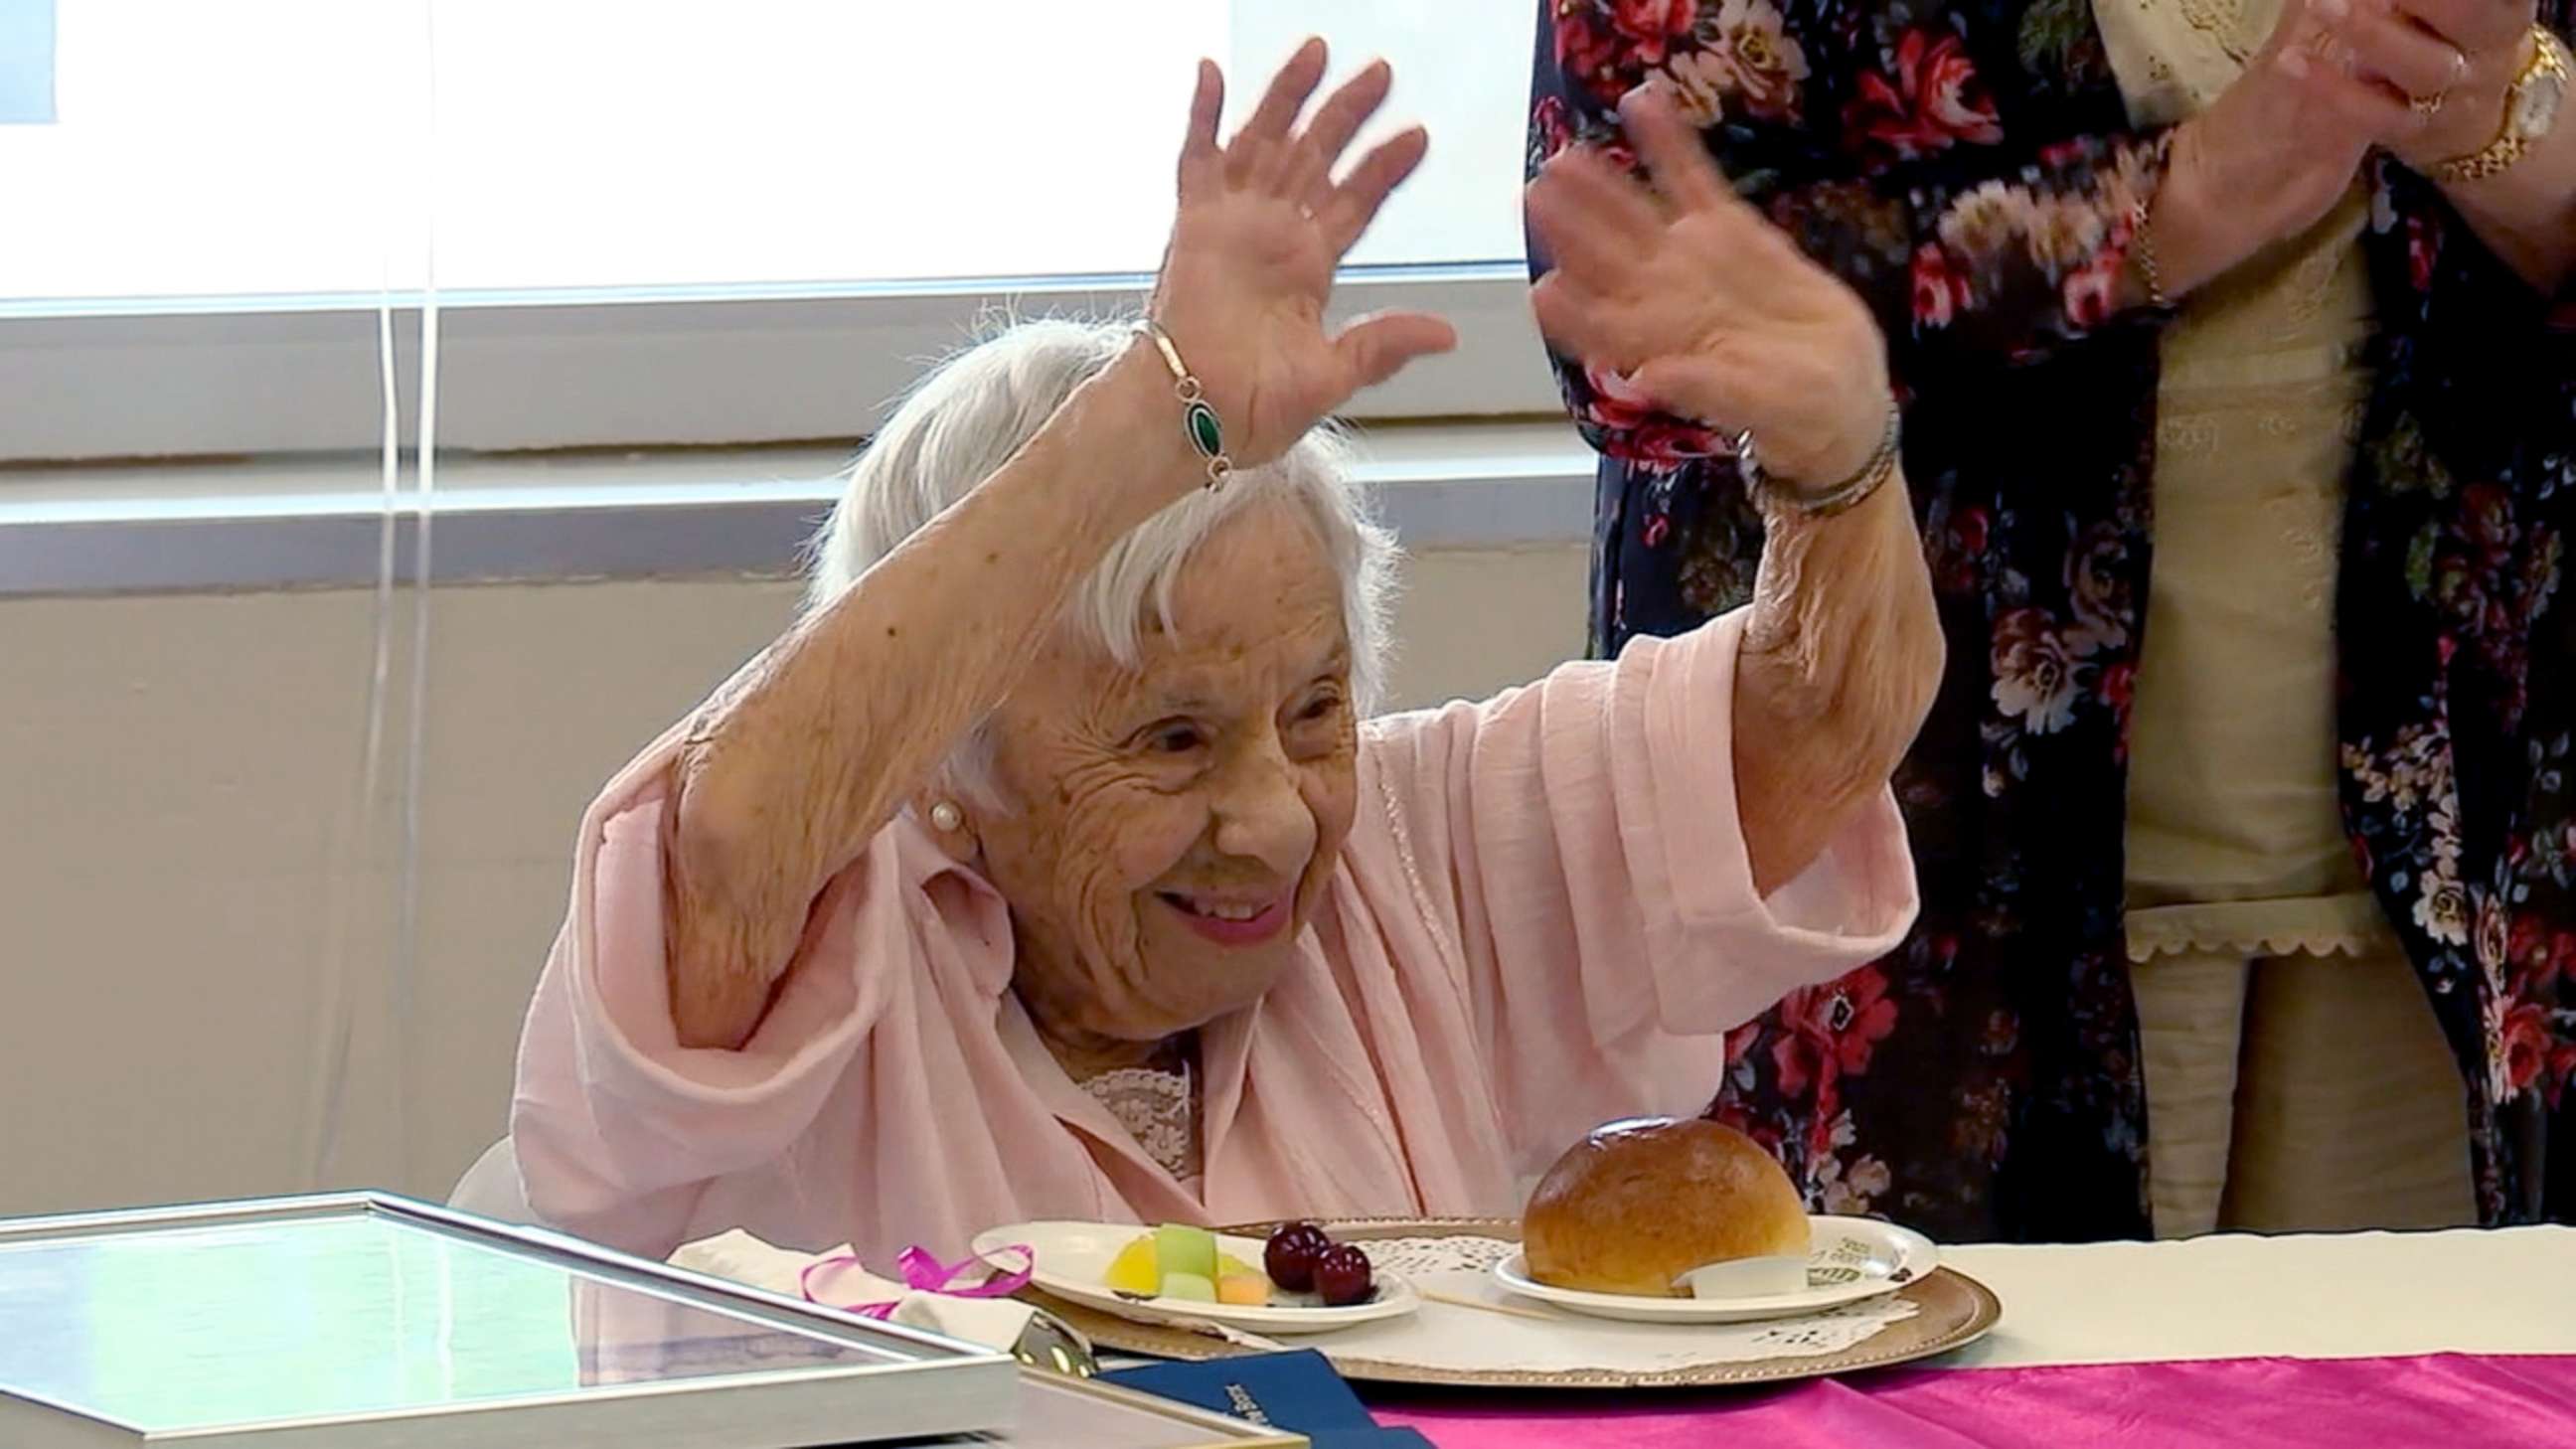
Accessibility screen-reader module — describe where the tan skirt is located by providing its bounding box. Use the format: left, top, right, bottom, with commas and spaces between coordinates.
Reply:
2133, 939, 2477, 1236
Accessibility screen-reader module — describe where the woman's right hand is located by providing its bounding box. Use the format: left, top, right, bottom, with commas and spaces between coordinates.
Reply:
1147, 42, 1457, 477
2154, 0, 2436, 298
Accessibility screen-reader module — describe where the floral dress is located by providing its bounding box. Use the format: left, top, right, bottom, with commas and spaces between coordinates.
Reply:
1531, 0, 2576, 1237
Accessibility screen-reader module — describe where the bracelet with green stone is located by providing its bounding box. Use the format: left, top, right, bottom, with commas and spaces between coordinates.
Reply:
1135, 319, 1234, 491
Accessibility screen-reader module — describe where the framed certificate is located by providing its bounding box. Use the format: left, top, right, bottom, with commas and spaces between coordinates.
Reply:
988, 1373, 1307, 1448
0, 1192, 1021, 1447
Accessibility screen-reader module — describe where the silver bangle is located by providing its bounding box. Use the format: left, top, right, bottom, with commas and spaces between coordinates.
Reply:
1737, 403, 1903, 520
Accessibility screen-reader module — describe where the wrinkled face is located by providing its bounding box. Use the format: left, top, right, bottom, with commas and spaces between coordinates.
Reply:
971, 500, 1360, 1046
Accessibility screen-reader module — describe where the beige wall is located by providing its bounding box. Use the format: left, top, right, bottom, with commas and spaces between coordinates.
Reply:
0, 546, 1587, 1218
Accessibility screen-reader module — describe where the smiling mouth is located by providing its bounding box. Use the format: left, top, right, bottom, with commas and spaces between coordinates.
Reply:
1156, 890, 1291, 943
1158, 892, 1272, 921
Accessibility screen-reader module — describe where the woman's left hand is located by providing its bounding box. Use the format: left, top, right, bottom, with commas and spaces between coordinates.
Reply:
2314, 0, 2539, 167
1527, 86, 1891, 495
1530, 91, 1940, 892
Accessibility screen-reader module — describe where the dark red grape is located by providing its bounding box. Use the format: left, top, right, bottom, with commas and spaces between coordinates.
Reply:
1314, 1243, 1373, 1307
1264, 1222, 1330, 1293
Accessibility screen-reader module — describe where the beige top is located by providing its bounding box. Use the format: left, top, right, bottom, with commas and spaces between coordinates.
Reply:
2097, 0, 2389, 961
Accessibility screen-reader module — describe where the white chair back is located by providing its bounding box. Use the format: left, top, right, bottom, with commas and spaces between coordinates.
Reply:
446, 1136, 534, 1224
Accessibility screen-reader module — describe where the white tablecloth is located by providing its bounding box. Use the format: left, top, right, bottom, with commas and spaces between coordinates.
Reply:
1941, 1225, 2576, 1368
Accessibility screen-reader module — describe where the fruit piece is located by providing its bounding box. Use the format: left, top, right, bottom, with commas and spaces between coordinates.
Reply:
1314, 1244, 1373, 1307
1157, 1224, 1217, 1283
1264, 1222, 1331, 1293
1102, 1234, 1160, 1296
1216, 1272, 1272, 1307
1216, 1251, 1261, 1281
1161, 1271, 1217, 1303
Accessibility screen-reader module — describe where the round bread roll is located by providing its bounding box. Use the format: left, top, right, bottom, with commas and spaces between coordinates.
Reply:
1522, 1117, 1811, 1297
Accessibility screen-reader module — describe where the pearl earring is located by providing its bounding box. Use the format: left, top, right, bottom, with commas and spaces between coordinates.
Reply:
928, 801, 964, 833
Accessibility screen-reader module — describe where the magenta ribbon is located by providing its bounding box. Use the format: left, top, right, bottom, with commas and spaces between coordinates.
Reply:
800, 1242, 1035, 1322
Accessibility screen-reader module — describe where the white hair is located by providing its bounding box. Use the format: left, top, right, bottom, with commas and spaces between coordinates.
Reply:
806, 317, 1400, 810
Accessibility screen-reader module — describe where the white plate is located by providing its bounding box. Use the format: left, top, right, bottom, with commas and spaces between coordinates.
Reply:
973, 1220, 1421, 1337
1492, 1214, 1937, 1324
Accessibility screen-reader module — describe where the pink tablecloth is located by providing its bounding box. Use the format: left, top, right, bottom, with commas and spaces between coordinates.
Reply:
1372, 1354, 2576, 1448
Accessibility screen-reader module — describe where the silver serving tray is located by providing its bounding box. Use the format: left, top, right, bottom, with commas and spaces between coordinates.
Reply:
0, 1192, 1019, 1448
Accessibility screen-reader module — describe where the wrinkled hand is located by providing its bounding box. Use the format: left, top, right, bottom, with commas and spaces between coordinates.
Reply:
1527, 87, 1890, 492
1149, 41, 1457, 474
2159, 0, 2477, 293
2369, 0, 2539, 169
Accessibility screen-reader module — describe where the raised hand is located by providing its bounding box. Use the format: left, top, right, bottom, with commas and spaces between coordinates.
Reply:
1527, 86, 1891, 494
1149, 41, 1458, 473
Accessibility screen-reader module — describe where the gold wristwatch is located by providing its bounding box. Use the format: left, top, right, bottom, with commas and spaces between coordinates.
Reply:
2431, 25, 2570, 185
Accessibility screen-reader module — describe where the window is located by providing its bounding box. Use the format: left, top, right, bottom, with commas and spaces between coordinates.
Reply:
1, 0, 1558, 465
0, 0, 53, 125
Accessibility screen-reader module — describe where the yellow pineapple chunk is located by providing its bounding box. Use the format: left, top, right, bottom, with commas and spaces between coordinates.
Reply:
1103, 1234, 1160, 1296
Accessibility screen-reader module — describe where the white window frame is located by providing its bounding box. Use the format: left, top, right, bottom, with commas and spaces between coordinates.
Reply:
0, 266, 1596, 596
0, 265, 1557, 463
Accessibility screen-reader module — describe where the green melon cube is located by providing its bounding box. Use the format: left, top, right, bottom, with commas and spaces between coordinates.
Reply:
1159, 1271, 1217, 1303
1155, 1223, 1217, 1283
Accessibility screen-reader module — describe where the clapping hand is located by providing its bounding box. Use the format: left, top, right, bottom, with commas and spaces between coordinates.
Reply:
2337, 0, 2539, 170
2152, 0, 2392, 297
2159, 0, 2530, 296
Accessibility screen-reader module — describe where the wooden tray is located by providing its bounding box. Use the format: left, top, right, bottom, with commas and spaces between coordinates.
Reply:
1024, 1216, 2001, 1390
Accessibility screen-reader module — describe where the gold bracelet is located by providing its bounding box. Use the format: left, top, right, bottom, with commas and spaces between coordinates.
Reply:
2129, 196, 2174, 311
1133, 319, 1234, 491
2429, 26, 2569, 186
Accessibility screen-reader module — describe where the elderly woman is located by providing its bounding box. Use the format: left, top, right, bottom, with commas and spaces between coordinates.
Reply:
1533, 0, 2576, 1240
511, 44, 1940, 1265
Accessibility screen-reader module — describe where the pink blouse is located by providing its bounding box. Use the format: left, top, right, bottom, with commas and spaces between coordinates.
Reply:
510, 610, 1918, 1265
